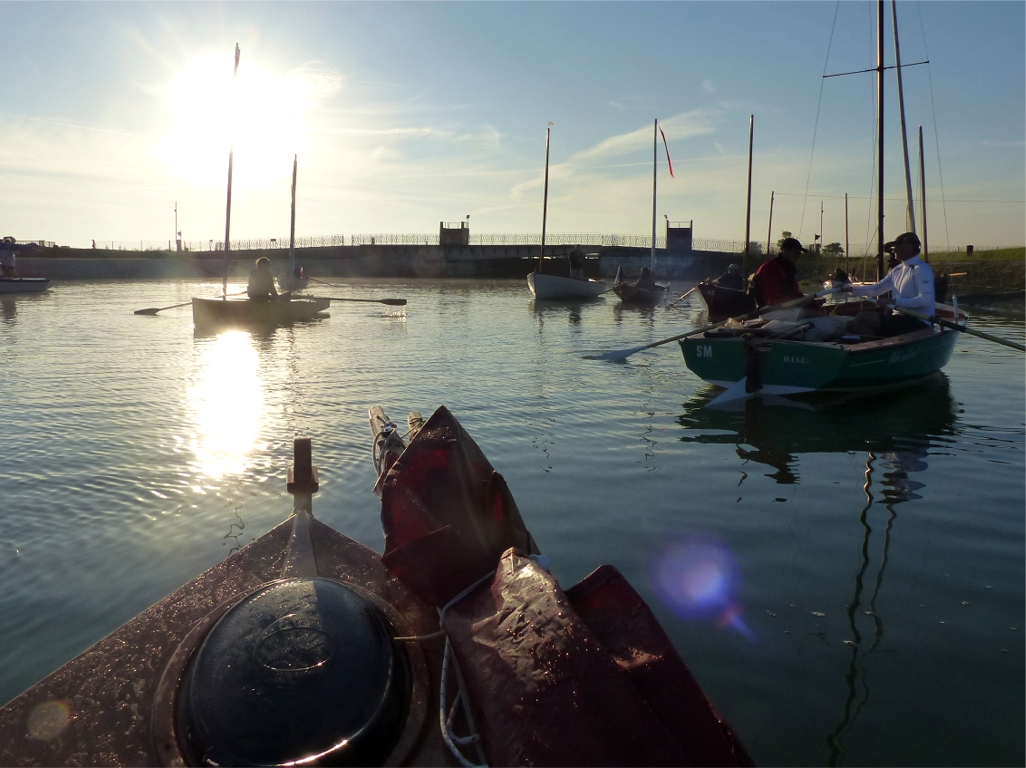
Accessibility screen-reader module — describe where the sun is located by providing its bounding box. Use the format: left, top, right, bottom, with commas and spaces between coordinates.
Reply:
157, 51, 310, 189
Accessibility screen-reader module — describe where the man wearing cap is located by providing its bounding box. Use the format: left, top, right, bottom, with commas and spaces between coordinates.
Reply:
843, 232, 935, 337
752, 237, 806, 307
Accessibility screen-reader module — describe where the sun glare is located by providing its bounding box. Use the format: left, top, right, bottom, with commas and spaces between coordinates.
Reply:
187, 331, 264, 479
158, 52, 313, 188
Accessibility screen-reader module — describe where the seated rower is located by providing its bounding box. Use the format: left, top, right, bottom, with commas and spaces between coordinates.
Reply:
635, 266, 657, 291
753, 237, 805, 307
843, 232, 934, 337
714, 263, 745, 291
247, 257, 279, 301
568, 245, 585, 279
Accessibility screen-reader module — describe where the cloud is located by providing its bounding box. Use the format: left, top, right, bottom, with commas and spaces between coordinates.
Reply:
702, 79, 716, 92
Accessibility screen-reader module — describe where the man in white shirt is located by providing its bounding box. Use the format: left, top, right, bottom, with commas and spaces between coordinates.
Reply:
844, 232, 935, 337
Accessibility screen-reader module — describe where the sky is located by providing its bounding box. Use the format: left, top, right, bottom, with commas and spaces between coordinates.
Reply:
0, 1, 1023, 252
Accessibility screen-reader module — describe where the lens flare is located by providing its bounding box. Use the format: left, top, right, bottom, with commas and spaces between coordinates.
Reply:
652, 534, 751, 639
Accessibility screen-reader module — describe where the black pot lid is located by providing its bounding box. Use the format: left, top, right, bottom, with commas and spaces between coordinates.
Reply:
178, 577, 410, 766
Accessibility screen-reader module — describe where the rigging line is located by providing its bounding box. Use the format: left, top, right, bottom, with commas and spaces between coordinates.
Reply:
799, 0, 843, 242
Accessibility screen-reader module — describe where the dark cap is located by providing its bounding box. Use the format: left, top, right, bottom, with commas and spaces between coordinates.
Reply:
780, 237, 807, 253
883, 232, 921, 250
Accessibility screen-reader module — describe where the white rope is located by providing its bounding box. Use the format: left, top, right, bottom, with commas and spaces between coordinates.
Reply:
435, 571, 494, 768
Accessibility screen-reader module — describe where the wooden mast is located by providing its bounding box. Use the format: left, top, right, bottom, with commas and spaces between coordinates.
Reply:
651, 119, 658, 273
222, 44, 240, 300
539, 123, 551, 273
744, 115, 754, 274
289, 154, 298, 275
919, 125, 929, 260
891, 0, 917, 234
876, 1, 885, 280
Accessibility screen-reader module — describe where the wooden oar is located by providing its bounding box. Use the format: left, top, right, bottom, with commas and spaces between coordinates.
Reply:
667, 286, 698, 307
135, 290, 247, 315
893, 306, 1024, 352
320, 296, 407, 306
585, 288, 838, 362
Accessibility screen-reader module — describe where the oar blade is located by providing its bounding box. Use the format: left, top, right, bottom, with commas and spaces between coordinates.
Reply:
134, 308, 162, 315
380, 298, 407, 306
583, 344, 649, 362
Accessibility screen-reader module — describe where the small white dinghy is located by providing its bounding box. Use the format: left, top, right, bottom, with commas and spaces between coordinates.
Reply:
528, 272, 607, 300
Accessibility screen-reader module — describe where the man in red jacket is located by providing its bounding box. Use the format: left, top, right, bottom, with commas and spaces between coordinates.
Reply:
753, 237, 805, 307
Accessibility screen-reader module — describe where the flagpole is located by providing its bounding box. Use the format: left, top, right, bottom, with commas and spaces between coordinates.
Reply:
651, 119, 657, 273
222, 43, 240, 300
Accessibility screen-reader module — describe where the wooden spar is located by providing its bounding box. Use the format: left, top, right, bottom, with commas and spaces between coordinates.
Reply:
744, 115, 754, 273
845, 192, 850, 269
919, 126, 929, 260
539, 124, 551, 273
892, 0, 917, 234
223, 44, 240, 300
877, 0, 885, 280
651, 119, 657, 273
766, 190, 775, 256
289, 155, 297, 272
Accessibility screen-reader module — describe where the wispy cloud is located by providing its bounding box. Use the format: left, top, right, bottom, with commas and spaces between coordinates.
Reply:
569, 109, 723, 164
702, 79, 716, 92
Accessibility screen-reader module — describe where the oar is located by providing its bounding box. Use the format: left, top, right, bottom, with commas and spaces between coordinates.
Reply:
892, 305, 1024, 352
667, 286, 698, 307
320, 296, 407, 306
135, 290, 247, 315
585, 288, 838, 362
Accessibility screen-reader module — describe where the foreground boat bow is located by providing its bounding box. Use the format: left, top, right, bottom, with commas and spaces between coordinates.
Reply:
1, 409, 751, 767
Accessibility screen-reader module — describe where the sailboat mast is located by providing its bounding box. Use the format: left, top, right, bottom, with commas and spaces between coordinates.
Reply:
876, 0, 885, 280
919, 125, 929, 260
744, 115, 754, 273
891, 0, 916, 234
289, 155, 297, 270
223, 44, 240, 300
766, 190, 775, 255
539, 124, 551, 273
651, 119, 658, 272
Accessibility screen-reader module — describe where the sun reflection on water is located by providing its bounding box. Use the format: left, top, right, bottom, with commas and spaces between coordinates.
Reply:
187, 331, 264, 479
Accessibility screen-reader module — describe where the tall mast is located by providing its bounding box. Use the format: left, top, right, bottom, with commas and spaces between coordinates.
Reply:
766, 190, 775, 255
539, 123, 551, 273
744, 115, 754, 274
289, 154, 298, 271
876, 1, 885, 280
222, 43, 240, 300
891, 0, 916, 234
651, 119, 658, 272
919, 125, 929, 261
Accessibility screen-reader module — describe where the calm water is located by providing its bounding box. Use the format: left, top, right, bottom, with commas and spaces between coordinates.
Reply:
1, 279, 1023, 766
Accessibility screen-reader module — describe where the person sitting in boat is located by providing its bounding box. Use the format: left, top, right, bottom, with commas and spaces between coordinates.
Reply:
715, 263, 745, 291
843, 232, 935, 337
0, 237, 17, 277
752, 237, 805, 307
635, 266, 657, 291
247, 257, 279, 301
568, 245, 585, 279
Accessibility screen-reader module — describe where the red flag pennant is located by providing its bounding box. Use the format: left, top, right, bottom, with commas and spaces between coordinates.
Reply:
658, 124, 674, 178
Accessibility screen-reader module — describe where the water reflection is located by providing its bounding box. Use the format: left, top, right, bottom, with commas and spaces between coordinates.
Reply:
678, 376, 961, 765
528, 299, 588, 327
677, 374, 959, 485
187, 330, 264, 479
1, 297, 16, 325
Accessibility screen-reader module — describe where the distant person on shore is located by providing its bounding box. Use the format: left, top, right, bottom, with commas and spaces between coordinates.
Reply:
636, 266, 657, 291
247, 257, 279, 300
568, 245, 585, 279
0, 237, 18, 277
843, 232, 934, 337
753, 237, 805, 307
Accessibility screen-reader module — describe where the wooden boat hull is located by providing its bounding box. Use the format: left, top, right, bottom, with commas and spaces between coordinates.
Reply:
527, 272, 607, 299
191, 296, 329, 328
612, 283, 666, 306
698, 280, 755, 318
681, 325, 959, 395
0, 277, 50, 294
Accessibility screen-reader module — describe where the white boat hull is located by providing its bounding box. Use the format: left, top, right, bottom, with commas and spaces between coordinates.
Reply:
277, 273, 310, 292
528, 272, 607, 300
0, 277, 50, 294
